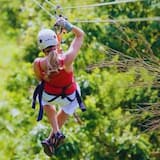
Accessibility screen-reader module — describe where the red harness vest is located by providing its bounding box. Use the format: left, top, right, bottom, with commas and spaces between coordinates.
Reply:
38, 58, 77, 95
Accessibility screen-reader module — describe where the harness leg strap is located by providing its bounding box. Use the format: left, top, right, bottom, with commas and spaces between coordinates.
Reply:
76, 90, 86, 112
32, 83, 41, 109
37, 81, 44, 121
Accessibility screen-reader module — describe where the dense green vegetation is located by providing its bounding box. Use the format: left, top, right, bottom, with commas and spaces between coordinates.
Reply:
0, 0, 160, 159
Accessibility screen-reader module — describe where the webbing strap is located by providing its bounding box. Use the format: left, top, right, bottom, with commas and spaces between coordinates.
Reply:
47, 93, 76, 103
76, 90, 86, 112
32, 81, 44, 121
48, 95, 60, 102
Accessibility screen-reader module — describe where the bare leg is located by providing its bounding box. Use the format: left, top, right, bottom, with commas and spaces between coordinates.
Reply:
42, 106, 68, 156
57, 109, 69, 129
43, 104, 60, 138
47, 109, 69, 139
50, 109, 69, 135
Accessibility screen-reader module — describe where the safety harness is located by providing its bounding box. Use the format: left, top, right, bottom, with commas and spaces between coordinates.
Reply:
32, 81, 86, 121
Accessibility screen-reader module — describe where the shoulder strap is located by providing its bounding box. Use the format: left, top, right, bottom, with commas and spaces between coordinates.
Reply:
59, 59, 64, 67
58, 54, 65, 69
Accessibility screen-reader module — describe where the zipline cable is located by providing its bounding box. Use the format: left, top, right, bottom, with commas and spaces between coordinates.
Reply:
62, 0, 145, 9
33, 0, 63, 20
72, 17, 160, 23
45, 0, 57, 9
32, 0, 160, 23
45, 0, 63, 18
32, 0, 55, 18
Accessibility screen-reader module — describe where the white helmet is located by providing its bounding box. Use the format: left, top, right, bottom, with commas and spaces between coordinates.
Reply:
37, 29, 58, 50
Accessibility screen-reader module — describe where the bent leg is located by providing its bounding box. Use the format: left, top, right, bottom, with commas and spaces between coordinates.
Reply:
57, 109, 69, 129
43, 104, 60, 137
42, 104, 60, 156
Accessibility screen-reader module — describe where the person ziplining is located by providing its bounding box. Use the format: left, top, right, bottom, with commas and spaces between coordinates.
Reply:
32, 16, 86, 157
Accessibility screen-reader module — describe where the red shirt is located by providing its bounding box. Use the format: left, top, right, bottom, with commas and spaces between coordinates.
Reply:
38, 57, 77, 95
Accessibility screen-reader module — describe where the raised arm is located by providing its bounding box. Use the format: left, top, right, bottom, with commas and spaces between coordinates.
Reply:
55, 17, 84, 67
64, 26, 84, 66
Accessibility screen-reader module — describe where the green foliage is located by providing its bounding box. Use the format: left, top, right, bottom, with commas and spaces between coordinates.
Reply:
0, 0, 160, 160
6, 63, 33, 92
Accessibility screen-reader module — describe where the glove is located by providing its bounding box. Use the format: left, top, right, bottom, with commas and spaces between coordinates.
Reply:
55, 16, 73, 32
